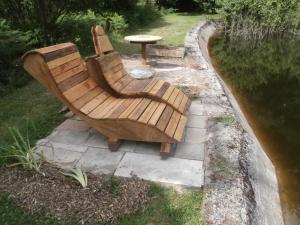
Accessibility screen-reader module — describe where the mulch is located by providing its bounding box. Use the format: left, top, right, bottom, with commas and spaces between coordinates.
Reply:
0, 164, 150, 224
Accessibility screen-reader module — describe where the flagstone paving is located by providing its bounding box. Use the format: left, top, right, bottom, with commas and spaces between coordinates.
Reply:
37, 99, 207, 188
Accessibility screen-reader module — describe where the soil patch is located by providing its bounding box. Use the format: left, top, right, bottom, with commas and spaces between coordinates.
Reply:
0, 164, 150, 224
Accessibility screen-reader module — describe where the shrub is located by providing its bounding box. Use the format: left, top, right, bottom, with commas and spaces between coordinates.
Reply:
218, 0, 300, 39
56, 10, 127, 55
155, 0, 218, 12
0, 19, 39, 95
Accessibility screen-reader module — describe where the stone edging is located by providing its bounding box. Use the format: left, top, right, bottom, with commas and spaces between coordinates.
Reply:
184, 21, 284, 225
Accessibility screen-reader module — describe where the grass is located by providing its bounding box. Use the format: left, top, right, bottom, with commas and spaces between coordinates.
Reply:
112, 12, 220, 55
0, 184, 202, 225
0, 81, 64, 163
118, 184, 202, 225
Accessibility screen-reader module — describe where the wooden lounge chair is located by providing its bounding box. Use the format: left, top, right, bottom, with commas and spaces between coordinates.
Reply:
90, 25, 191, 114
22, 43, 188, 156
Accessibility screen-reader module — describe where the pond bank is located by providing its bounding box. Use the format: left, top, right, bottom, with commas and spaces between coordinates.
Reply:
184, 21, 284, 224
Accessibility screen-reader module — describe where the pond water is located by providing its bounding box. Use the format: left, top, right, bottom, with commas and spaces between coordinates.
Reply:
209, 34, 300, 225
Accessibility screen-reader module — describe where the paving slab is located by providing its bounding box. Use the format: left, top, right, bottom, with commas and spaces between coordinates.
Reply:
134, 142, 161, 155
56, 119, 90, 132
37, 145, 83, 169
46, 142, 88, 153
77, 147, 124, 174
86, 133, 108, 148
185, 127, 207, 143
174, 142, 205, 160
51, 130, 90, 146
189, 100, 205, 115
115, 152, 204, 188
86, 133, 136, 152
187, 115, 208, 128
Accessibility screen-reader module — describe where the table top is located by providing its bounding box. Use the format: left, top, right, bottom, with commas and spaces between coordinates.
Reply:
124, 35, 162, 43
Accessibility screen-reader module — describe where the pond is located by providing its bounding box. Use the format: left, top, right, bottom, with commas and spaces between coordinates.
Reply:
209, 34, 300, 225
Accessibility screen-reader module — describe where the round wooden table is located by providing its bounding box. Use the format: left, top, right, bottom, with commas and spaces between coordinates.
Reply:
124, 35, 162, 65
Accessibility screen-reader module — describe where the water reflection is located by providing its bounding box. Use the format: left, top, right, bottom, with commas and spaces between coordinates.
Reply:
209, 34, 300, 224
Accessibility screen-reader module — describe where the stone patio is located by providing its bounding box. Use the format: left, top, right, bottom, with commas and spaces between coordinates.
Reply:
36, 99, 208, 188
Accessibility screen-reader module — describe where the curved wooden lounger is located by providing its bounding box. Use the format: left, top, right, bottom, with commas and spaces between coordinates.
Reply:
22, 43, 188, 156
90, 25, 191, 115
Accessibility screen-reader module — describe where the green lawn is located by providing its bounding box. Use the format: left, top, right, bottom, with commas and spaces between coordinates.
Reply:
0, 81, 64, 150
112, 12, 219, 55
0, 12, 204, 225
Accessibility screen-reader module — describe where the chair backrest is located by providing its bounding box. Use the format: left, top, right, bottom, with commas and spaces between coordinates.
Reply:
22, 43, 102, 109
95, 51, 132, 89
91, 25, 114, 55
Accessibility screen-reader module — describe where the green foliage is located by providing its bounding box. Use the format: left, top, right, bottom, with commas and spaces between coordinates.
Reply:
119, 184, 202, 225
155, 0, 218, 13
63, 168, 88, 188
212, 115, 236, 125
0, 19, 39, 95
0, 81, 64, 164
121, 3, 162, 29
56, 10, 127, 55
217, 0, 300, 39
0, 127, 42, 172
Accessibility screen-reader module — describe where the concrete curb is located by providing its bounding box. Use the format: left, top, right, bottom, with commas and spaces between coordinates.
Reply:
184, 21, 284, 225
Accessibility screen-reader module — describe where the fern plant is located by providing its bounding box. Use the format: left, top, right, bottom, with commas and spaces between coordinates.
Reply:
63, 167, 88, 188
0, 127, 42, 172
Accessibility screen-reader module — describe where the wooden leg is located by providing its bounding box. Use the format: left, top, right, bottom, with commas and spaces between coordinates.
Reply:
107, 138, 121, 152
160, 143, 175, 157
141, 43, 147, 65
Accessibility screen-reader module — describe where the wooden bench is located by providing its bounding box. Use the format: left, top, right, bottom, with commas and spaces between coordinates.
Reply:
22, 43, 188, 156
90, 25, 191, 114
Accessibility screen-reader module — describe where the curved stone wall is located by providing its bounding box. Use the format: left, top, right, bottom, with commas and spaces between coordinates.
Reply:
184, 21, 284, 225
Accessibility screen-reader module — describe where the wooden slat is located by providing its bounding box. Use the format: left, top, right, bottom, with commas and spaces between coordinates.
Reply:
148, 103, 166, 126
138, 101, 160, 123
93, 26, 105, 35
128, 98, 151, 120
149, 80, 165, 95
97, 53, 122, 73
122, 79, 149, 94
47, 52, 81, 69
97, 35, 113, 53
178, 95, 188, 113
173, 115, 187, 141
54, 64, 85, 82
44, 45, 78, 62
102, 99, 126, 119
73, 87, 103, 109
58, 71, 89, 92
63, 79, 97, 102
162, 85, 175, 101
119, 98, 143, 119
165, 111, 181, 137
104, 64, 125, 84
50, 58, 82, 77
167, 88, 179, 105
142, 79, 158, 93
156, 106, 174, 131
173, 91, 184, 109
80, 92, 110, 114
37, 43, 74, 54
156, 82, 170, 97
114, 75, 134, 91
90, 97, 120, 119
108, 99, 135, 119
